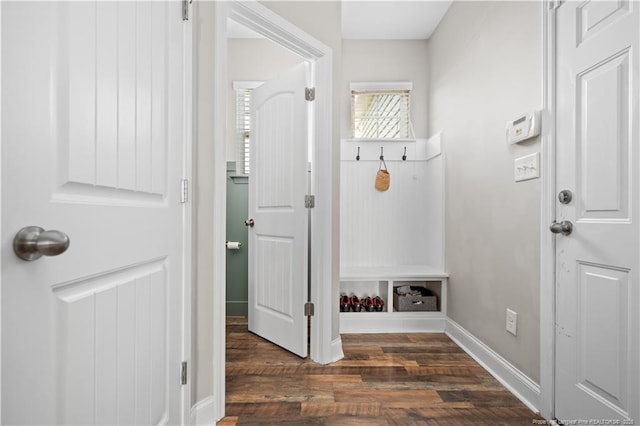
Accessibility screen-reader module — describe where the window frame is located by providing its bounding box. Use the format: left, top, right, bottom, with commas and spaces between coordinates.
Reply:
232, 81, 263, 175
349, 81, 415, 142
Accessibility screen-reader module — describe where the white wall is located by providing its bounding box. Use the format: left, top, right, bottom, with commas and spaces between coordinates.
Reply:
341, 40, 429, 139
192, 0, 216, 403
428, 1, 541, 382
226, 39, 303, 162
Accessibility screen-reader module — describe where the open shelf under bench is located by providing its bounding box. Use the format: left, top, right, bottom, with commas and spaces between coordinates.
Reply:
340, 266, 448, 334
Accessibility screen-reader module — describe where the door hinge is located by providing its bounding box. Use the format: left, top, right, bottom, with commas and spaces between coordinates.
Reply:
182, 0, 191, 21
305, 195, 315, 208
181, 361, 187, 385
181, 179, 189, 203
550, 0, 563, 10
304, 302, 315, 317
305, 87, 315, 102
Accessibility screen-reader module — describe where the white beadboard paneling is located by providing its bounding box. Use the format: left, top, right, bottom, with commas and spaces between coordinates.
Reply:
135, 275, 152, 425
95, 2, 118, 188
151, 2, 168, 196
67, 1, 97, 185
150, 268, 168, 424
135, 2, 153, 194
59, 296, 95, 425
95, 288, 118, 425
256, 236, 294, 317
52, 259, 169, 425
117, 281, 137, 425
117, 1, 137, 191
56, 2, 170, 201
340, 135, 443, 270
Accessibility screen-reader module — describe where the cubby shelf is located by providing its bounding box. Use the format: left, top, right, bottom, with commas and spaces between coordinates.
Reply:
339, 266, 448, 333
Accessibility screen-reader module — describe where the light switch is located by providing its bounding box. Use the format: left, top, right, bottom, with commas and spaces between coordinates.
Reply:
514, 152, 540, 182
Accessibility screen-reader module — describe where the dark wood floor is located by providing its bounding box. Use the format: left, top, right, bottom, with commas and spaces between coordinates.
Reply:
220, 317, 544, 425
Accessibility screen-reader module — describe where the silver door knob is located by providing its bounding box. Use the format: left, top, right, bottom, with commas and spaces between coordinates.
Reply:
13, 226, 70, 261
244, 218, 255, 228
549, 220, 573, 236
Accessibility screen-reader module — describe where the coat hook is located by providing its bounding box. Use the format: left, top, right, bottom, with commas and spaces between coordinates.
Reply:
356, 147, 360, 161
402, 147, 407, 161
380, 147, 384, 161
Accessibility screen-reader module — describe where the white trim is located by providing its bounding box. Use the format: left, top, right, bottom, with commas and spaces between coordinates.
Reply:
211, 3, 228, 422
445, 318, 541, 415
189, 396, 216, 426
539, 0, 557, 420
330, 337, 345, 364
0, 2, 3, 420
349, 81, 413, 92
341, 314, 446, 334
210, 0, 336, 421
232, 80, 263, 91
181, 8, 194, 424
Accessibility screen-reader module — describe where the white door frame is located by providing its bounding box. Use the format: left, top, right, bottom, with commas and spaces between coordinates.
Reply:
210, 0, 334, 420
539, 1, 557, 420
182, 7, 194, 424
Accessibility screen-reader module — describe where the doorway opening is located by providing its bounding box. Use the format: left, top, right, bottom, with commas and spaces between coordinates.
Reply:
224, 18, 311, 356
209, 1, 335, 420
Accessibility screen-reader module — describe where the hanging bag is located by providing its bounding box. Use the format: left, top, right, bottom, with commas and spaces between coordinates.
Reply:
375, 158, 390, 191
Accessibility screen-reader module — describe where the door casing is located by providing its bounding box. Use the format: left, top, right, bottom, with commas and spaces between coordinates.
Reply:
209, 1, 336, 421
539, 0, 557, 420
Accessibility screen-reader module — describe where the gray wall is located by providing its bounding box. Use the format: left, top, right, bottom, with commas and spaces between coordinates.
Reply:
192, 0, 216, 403
428, 1, 541, 382
225, 163, 249, 316
342, 40, 429, 138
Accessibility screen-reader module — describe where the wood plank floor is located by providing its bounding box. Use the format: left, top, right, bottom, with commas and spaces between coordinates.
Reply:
220, 317, 544, 425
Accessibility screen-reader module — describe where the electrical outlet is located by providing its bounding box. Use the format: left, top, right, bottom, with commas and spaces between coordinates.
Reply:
506, 309, 518, 336
514, 152, 540, 182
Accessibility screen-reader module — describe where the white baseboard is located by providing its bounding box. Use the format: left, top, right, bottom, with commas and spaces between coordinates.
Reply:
190, 396, 215, 426
330, 336, 344, 363
445, 318, 541, 414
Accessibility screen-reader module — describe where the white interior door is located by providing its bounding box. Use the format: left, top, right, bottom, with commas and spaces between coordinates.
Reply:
247, 62, 309, 358
1, 1, 188, 424
555, 1, 639, 422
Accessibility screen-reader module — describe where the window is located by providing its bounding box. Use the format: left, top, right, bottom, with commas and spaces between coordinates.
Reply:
350, 82, 414, 140
233, 81, 262, 175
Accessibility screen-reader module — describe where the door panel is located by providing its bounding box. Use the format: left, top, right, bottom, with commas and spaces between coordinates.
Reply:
1, 2, 186, 424
248, 62, 308, 358
555, 1, 638, 421
577, 50, 629, 218
58, 1, 168, 202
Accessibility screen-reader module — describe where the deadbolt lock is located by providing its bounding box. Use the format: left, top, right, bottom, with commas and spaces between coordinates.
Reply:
558, 190, 573, 204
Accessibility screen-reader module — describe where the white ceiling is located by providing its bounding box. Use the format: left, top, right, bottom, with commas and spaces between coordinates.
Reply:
227, 1, 453, 40
342, 1, 453, 40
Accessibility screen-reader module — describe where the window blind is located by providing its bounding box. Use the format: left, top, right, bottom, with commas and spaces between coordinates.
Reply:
351, 88, 413, 139
236, 88, 252, 175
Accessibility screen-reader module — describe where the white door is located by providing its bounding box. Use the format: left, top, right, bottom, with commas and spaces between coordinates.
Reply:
2, 2, 188, 424
555, 1, 639, 422
247, 63, 309, 357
